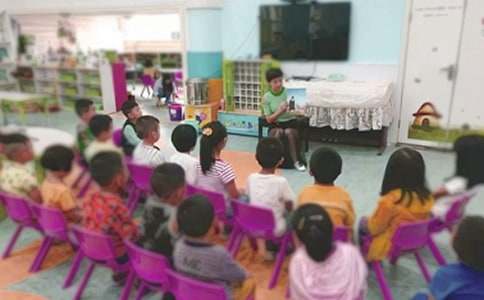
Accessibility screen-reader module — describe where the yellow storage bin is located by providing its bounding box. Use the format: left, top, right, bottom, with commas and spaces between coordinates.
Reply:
184, 102, 219, 128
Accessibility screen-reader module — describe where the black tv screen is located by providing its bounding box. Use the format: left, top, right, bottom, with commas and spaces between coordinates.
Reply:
260, 2, 351, 61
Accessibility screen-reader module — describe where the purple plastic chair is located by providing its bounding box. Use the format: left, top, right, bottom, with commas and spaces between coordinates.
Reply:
165, 269, 229, 300
71, 226, 130, 300
140, 75, 154, 98
113, 129, 123, 148
333, 226, 351, 242
186, 185, 231, 229
29, 203, 83, 287
126, 162, 154, 214
430, 194, 472, 233
229, 201, 292, 289
120, 240, 171, 300
0, 192, 42, 259
370, 220, 434, 300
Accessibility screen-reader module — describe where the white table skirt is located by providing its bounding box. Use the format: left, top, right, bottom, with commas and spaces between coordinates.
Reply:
25, 127, 74, 154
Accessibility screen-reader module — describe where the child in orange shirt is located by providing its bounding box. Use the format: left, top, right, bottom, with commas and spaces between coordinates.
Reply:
298, 147, 355, 228
360, 147, 434, 261
40, 145, 79, 223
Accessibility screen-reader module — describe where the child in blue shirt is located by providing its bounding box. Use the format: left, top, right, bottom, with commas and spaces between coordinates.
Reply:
413, 215, 484, 300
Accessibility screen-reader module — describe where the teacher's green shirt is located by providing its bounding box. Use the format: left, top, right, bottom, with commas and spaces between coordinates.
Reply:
261, 88, 296, 123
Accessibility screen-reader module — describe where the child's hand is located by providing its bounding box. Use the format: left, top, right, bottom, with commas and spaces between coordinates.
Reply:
278, 101, 289, 113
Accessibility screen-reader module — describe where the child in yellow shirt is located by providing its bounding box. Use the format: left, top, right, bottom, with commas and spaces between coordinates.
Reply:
40, 145, 80, 223
298, 147, 355, 228
360, 147, 434, 261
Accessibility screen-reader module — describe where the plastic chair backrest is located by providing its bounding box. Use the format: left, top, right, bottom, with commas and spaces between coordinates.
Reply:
186, 185, 226, 218
72, 225, 117, 262
112, 129, 123, 147
445, 195, 470, 225
333, 226, 350, 242
166, 269, 227, 300
127, 162, 154, 192
0, 192, 35, 224
391, 220, 430, 252
232, 201, 276, 238
30, 203, 69, 241
125, 240, 171, 285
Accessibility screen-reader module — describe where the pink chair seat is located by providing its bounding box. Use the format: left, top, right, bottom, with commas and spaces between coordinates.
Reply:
186, 185, 231, 228
165, 269, 229, 300
126, 162, 154, 214
113, 129, 123, 148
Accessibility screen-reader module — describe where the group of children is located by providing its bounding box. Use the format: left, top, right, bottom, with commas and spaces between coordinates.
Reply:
1, 95, 484, 299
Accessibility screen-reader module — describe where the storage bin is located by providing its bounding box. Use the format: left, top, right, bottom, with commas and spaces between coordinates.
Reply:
168, 103, 183, 121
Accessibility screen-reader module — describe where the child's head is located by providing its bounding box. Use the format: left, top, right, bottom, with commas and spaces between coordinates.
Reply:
452, 216, 484, 271
89, 151, 127, 193
136, 115, 160, 144
172, 124, 197, 154
151, 163, 186, 206
453, 135, 484, 188
121, 99, 142, 121
292, 203, 333, 262
381, 147, 431, 204
255, 137, 283, 170
199, 121, 228, 174
89, 114, 113, 141
266, 68, 284, 93
309, 147, 342, 185
75, 98, 96, 123
4, 133, 34, 164
40, 145, 75, 178
177, 194, 214, 238
154, 70, 162, 79
127, 94, 136, 102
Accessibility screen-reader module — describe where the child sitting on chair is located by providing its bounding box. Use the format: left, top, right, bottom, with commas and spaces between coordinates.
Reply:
413, 216, 484, 300
0, 133, 41, 202
432, 135, 484, 220
359, 148, 434, 262
74, 99, 96, 160
246, 137, 295, 260
132, 115, 165, 167
40, 145, 79, 223
298, 147, 355, 228
84, 114, 122, 162
82, 152, 138, 258
169, 124, 198, 185
121, 99, 142, 156
174, 195, 256, 300
195, 121, 241, 200
138, 163, 186, 258
289, 204, 367, 300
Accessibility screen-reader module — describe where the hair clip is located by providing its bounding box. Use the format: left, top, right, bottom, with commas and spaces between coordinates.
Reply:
202, 127, 213, 137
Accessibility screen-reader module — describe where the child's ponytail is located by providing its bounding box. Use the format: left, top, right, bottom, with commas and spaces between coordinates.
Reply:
292, 204, 334, 262
199, 121, 228, 174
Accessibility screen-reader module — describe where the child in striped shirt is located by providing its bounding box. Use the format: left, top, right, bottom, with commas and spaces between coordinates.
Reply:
132, 115, 165, 167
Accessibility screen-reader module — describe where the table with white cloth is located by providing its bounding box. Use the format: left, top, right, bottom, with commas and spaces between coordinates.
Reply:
285, 80, 394, 153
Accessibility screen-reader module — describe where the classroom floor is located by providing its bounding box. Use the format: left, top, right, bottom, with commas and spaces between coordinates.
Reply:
1, 96, 483, 300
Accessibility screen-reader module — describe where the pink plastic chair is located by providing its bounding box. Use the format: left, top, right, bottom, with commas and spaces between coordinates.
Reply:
186, 185, 231, 230
369, 220, 434, 300
71, 226, 130, 300
120, 240, 171, 300
229, 201, 292, 289
113, 129, 123, 148
0, 192, 42, 259
333, 226, 351, 242
166, 269, 250, 300
126, 162, 154, 214
140, 75, 154, 98
29, 203, 83, 288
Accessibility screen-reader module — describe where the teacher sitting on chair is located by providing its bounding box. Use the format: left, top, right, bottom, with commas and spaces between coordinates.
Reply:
262, 68, 306, 172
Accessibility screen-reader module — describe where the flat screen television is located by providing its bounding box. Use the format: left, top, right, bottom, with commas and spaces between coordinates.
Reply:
260, 2, 351, 61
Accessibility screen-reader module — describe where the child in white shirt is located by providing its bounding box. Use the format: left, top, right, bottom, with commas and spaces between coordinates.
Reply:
168, 124, 198, 185
132, 116, 165, 167
246, 137, 295, 259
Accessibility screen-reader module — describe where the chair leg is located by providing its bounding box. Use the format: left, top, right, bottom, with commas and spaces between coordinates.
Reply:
2, 225, 24, 258
74, 262, 96, 300
119, 270, 136, 300
226, 227, 239, 252
269, 236, 289, 289
230, 233, 244, 258
30, 237, 53, 272
135, 282, 147, 300
248, 237, 258, 252
427, 237, 447, 266
128, 188, 141, 214
372, 261, 393, 300
414, 251, 431, 283
63, 250, 84, 289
